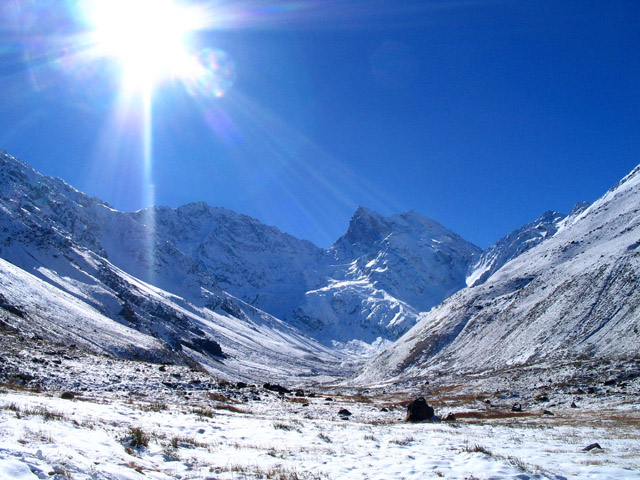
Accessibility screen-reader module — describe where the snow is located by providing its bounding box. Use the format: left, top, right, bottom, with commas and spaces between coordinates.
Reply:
2, 386, 639, 480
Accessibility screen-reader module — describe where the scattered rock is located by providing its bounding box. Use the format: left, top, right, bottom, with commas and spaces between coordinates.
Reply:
405, 397, 434, 422
380, 407, 389, 412
512, 403, 522, 412
536, 394, 549, 403
263, 383, 290, 395
443, 412, 456, 422
604, 379, 617, 386
60, 392, 74, 400
571, 402, 578, 408
294, 389, 305, 397
159, 365, 166, 372
542, 410, 554, 416
583, 443, 602, 452
325, 397, 333, 402
338, 408, 352, 417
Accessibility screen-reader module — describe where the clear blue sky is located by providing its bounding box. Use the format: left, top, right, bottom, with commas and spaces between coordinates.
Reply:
1, 1, 639, 248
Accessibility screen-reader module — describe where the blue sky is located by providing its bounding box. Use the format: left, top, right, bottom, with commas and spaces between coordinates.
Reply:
1, 0, 639, 248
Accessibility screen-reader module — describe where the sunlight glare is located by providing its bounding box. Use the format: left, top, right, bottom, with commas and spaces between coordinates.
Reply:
84, 0, 197, 91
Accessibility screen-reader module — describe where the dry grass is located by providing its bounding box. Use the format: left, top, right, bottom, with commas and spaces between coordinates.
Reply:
289, 397, 309, 404
214, 404, 249, 414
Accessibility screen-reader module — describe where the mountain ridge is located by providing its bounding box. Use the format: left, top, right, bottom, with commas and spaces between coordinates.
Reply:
356, 161, 640, 385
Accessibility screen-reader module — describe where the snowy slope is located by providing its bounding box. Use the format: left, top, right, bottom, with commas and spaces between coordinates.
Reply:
0, 151, 347, 382
291, 207, 481, 345
466, 202, 590, 287
133, 202, 327, 322
0, 151, 483, 349
358, 164, 640, 384
466, 210, 567, 287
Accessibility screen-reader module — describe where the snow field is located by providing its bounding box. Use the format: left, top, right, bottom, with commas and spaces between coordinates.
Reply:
1, 390, 639, 480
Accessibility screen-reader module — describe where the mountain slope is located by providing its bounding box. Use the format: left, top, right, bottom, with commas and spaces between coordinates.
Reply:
466, 202, 591, 287
357, 164, 640, 384
1, 150, 484, 349
0, 151, 347, 382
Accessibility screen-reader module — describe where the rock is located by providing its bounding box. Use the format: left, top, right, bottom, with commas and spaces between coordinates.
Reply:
443, 412, 456, 422
60, 392, 74, 400
583, 443, 602, 451
603, 379, 617, 386
338, 408, 352, 417
325, 397, 333, 402
263, 383, 290, 395
542, 410, 554, 416
571, 402, 578, 408
536, 394, 549, 402
380, 407, 389, 412
512, 403, 522, 412
405, 397, 434, 422
294, 389, 305, 397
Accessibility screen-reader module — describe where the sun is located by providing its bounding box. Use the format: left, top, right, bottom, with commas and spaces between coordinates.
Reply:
83, 0, 199, 92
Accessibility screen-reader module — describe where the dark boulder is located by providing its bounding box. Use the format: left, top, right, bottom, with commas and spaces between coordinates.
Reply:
443, 412, 456, 422
583, 443, 602, 452
338, 408, 352, 417
405, 397, 434, 422
263, 383, 290, 395
60, 392, 75, 400
512, 403, 522, 412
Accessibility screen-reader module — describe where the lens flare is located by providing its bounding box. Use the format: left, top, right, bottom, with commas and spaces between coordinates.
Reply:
184, 48, 236, 99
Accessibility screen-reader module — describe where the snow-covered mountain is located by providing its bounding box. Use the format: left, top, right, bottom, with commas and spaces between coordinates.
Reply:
292, 207, 480, 345
0, 151, 345, 382
357, 164, 640, 384
0, 149, 482, 374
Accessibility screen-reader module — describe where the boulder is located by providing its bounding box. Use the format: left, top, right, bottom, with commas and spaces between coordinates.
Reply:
405, 397, 434, 422
263, 383, 290, 395
583, 443, 602, 452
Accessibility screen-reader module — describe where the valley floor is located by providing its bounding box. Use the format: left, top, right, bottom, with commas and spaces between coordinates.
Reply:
1, 383, 639, 480
1, 331, 639, 479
